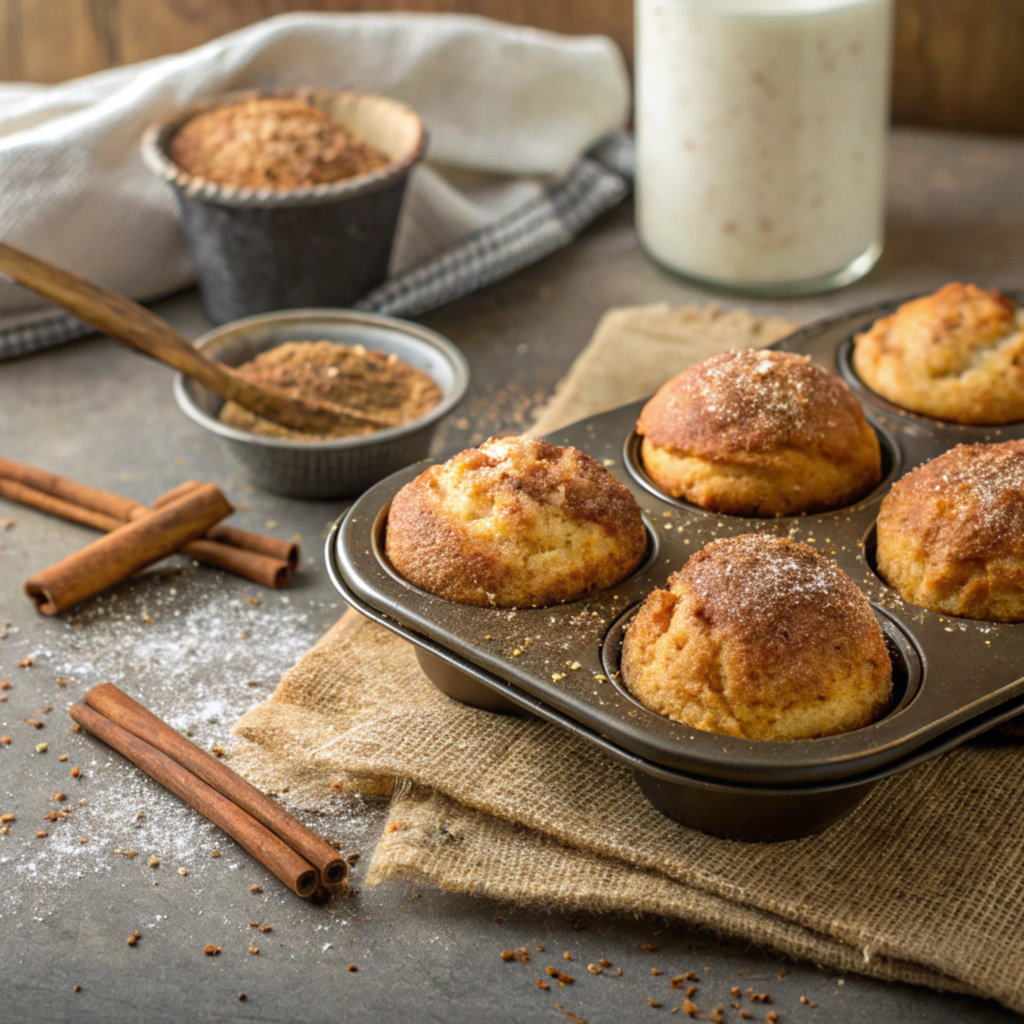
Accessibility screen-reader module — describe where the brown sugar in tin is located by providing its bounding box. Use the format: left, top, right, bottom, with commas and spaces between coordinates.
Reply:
327, 294, 1024, 842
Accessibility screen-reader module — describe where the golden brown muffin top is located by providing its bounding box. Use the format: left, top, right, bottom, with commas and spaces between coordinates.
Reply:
169, 98, 389, 190
670, 535, 878, 682
636, 350, 870, 462
420, 436, 643, 533
878, 440, 1024, 562
385, 436, 648, 607
858, 283, 1018, 379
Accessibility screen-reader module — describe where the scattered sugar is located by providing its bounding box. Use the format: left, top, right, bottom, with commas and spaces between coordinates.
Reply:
0, 569, 382, 927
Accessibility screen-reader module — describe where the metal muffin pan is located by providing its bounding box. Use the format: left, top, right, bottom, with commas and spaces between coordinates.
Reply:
328, 295, 1024, 840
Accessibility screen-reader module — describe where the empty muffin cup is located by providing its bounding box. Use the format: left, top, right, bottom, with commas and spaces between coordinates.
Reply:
142, 88, 426, 324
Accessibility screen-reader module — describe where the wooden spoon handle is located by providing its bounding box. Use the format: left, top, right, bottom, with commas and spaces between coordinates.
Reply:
0, 242, 387, 433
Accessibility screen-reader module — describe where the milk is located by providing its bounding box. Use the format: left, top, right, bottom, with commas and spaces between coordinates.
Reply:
635, 0, 892, 293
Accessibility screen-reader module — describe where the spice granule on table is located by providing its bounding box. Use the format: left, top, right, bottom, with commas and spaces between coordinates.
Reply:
219, 341, 442, 440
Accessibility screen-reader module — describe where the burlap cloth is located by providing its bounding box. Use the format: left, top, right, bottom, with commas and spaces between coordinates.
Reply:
232, 304, 1024, 1013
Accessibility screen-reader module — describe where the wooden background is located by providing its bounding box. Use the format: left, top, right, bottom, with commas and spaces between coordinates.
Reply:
1, 0, 1022, 134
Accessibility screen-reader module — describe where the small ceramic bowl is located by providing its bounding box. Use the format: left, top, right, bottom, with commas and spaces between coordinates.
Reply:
174, 309, 470, 500
142, 88, 426, 325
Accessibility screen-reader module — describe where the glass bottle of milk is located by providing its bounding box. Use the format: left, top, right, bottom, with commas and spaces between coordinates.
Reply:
635, 0, 892, 295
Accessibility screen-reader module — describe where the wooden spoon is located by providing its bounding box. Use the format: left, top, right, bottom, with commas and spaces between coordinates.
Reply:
0, 242, 394, 433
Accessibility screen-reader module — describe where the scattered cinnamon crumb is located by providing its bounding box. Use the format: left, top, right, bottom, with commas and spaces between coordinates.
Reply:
616, 968, 623, 977
537, 945, 545, 952
249, 946, 259, 955
72, 724, 81, 732
767, 1014, 779, 1023
799, 996, 816, 1007
686, 986, 697, 998
536, 980, 550, 990
347, 964, 357, 972
563, 952, 573, 961
554, 1005, 587, 1024
19, 658, 32, 667
203, 944, 221, 956
78, 836, 87, 843
640, 943, 657, 952
127, 932, 140, 946
71, 767, 80, 778
244, 597, 261, 606
212, 746, 224, 758
683, 999, 699, 1018
707, 1006, 724, 1023
683, 971, 697, 981
587, 964, 602, 975
0, 737, 9, 745
178, 868, 188, 875
599, 958, 611, 968
58, 754, 67, 761
740, 1014, 753, 1021
647, 997, 661, 1008
35, 831, 47, 838
73, 985, 81, 992
249, 885, 262, 893
384, 823, 399, 833
238, 993, 246, 1001
259, 925, 272, 933
148, 857, 159, 867
778, 969, 789, 980
210, 850, 221, 858
5, 813, 20, 823
651, 968, 661, 976
35, 743, 48, 753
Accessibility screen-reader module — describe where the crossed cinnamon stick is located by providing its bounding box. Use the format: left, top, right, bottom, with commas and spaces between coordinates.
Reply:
0, 458, 301, 614
71, 683, 347, 898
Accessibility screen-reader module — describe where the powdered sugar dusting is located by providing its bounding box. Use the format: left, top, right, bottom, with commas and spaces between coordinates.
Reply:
0, 569, 382, 923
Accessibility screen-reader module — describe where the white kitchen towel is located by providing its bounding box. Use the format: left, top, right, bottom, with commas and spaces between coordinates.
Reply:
0, 12, 630, 359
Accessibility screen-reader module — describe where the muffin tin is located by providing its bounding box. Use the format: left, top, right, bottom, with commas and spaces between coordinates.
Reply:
327, 295, 1024, 841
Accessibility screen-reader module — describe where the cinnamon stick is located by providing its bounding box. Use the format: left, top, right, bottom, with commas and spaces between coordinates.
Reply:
25, 483, 232, 615
0, 478, 122, 533
69, 700, 318, 898
0, 457, 138, 521
151, 481, 299, 569
0, 462, 294, 587
85, 683, 346, 887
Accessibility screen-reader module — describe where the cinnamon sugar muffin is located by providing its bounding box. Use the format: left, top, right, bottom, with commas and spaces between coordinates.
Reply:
852, 283, 1024, 425
385, 436, 647, 607
876, 440, 1024, 622
637, 350, 882, 517
621, 535, 892, 741
169, 97, 389, 191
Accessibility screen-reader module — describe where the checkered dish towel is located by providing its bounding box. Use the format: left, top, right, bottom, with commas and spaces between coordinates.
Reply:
0, 12, 631, 360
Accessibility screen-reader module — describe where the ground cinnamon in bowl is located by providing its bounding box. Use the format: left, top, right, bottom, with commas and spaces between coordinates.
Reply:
168, 98, 390, 191
219, 341, 444, 440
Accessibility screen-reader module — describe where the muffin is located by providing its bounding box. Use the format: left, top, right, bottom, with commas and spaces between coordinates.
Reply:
622, 535, 892, 741
876, 440, 1024, 622
636, 349, 882, 517
385, 436, 647, 607
852, 283, 1024, 425
168, 97, 389, 190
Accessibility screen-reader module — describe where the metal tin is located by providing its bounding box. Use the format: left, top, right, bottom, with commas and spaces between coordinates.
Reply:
327, 296, 1024, 840
142, 89, 426, 324
174, 309, 469, 500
